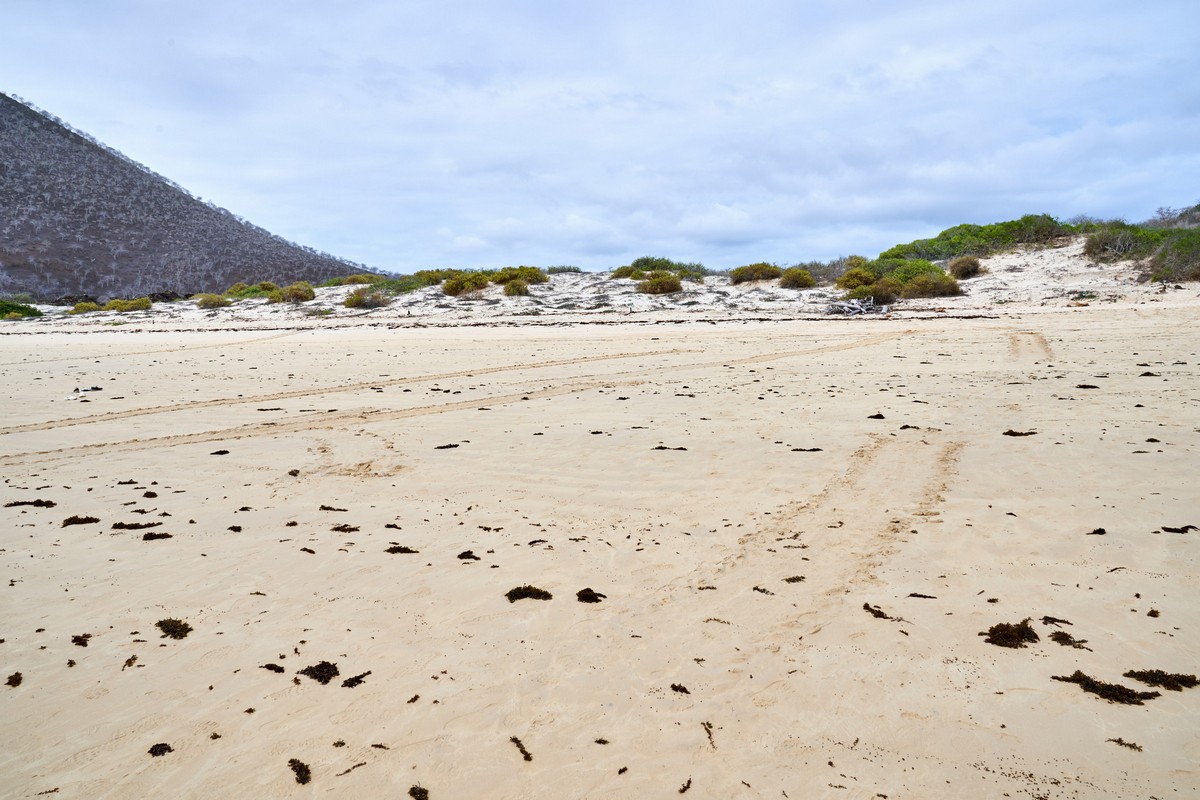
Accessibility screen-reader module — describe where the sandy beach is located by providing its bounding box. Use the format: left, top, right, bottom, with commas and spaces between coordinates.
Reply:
2, 265, 1199, 797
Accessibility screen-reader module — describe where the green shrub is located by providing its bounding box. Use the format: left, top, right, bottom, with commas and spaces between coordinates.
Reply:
729, 263, 783, 284
0, 300, 41, 318
636, 274, 683, 294
880, 214, 1074, 260
845, 276, 901, 304
610, 265, 645, 280
779, 267, 816, 289
344, 287, 391, 308
900, 273, 961, 298
70, 301, 102, 315
887, 259, 943, 284
103, 297, 152, 312
836, 267, 876, 290
225, 282, 249, 295
443, 272, 491, 296
267, 282, 316, 303
193, 293, 232, 309
948, 255, 983, 279
504, 279, 530, 296
546, 266, 582, 274
492, 266, 547, 285
257, 281, 279, 292
1148, 229, 1200, 282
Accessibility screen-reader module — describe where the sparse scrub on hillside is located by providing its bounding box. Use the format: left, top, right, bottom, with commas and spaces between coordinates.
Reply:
344, 287, 391, 308
729, 263, 783, 284
266, 282, 315, 303
636, 272, 683, 294
321, 273, 377, 287
546, 266, 582, 274
948, 255, 983, 279
0, 300, 41, 318
1148, 229, 1200, 282
779, 267, 816, 289
193, 293, 231, 309
491, 266, 548, 286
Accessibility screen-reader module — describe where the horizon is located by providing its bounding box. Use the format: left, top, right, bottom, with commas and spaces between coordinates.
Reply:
4, 1, 1198, 274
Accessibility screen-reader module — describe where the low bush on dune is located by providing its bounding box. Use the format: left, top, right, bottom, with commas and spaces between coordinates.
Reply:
504, 279, 530, 296
546, 265, 582, 274
103, 297, 152, 312
636, 272, 683, 294
442, 271, 491, 296
321, 273, 377, 287
70, 301, 102, 314
881, 214, 1073, 260
491, 266, 548, 286
1148, 229, 1200, 282
267, 282, 315, 303
845, 276, 902, 304
948, 255, 983, 279
0, 300, 41, 318
344, 287, 391, 308
612, 256, 710, 282
729, 263, 783, 284
778, 266, 817, 289
836, 267, 876, 291
900, 272, 961, 298
193, 293, 231, 309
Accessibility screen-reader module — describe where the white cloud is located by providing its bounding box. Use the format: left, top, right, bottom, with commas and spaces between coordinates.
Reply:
4, 0, 1198, 271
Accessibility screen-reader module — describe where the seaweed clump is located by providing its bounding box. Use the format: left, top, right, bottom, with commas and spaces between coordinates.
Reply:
298, 661, 340, 684
1123, 669, 1198, 692
1051, 671, 1161, 704
576, 588, 606, 603
409, 787, 430, 800
156, 619, 193, 639
62, 515, 100, 527
147, 743, 173, 757
342, 671, 371, 688
288, 758, 312, 784
386, 545, 418, 554
510, 736, 533, 761
981, 618, 1039, 648
5, 672, 22, 687
506, 585, 552, 603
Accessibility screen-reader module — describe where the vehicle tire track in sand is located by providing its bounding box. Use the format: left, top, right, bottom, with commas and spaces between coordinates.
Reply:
0, 329, 305, 367
0, 347, 694, 436
0, 330, 915, 437
1007, 329, 1055, 361
0, 377, 650, 464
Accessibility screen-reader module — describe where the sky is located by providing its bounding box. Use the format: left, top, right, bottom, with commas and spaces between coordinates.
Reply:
4, 1, 1198, 273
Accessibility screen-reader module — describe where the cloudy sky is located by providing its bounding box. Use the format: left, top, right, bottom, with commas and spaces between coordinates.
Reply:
4, 1, 1198, 273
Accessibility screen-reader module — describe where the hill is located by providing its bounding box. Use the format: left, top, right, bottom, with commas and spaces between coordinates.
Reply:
0, 93, 365, 301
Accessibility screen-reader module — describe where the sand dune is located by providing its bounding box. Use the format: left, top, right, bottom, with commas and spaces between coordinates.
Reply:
2, 253, 1198, 797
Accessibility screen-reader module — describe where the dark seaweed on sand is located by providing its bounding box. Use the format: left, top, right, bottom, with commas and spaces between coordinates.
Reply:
1002, 429, 1037, 437
5, 672, 22, 687
147, 743, 173, 757
510, 736, 533, 761
156, 619, 192, 639
409, 787, 430, 800
1122, 670, 1198, 691
288, 758, 312, 784
142, 532, 173, 540
863, 603, 893, 620
112, 521, 161, 530
670, 683, 690, 694
71, 634, 92, 647
61, 515, 100, 527
1051, 671, 1160, 704
386, 545, 418, 554
576, 588, 606, 603
981, 618, 1038, 648
1049, 631, 1091, 651
506, 585, 552, 602
342, 671, 372, 688
5, 499, 55, 508
261, 663, 285, 673
298, 661, 340, 684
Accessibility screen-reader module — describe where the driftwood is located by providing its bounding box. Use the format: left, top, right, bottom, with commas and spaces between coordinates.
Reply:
827, 298, 890, 315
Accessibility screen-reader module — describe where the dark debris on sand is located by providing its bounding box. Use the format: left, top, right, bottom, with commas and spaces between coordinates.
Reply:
981, 618, 1039, 648
1123, 670, 1198, 692
576, 588, 606, 603
1051, 671, 1160, 704
147, 743, 173, 757
506, 585, 552, 603
288, 758, 312, 784
298, 661, 340, 685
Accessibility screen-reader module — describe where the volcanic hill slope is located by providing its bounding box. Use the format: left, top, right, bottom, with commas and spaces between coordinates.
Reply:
0, 93, 361, 301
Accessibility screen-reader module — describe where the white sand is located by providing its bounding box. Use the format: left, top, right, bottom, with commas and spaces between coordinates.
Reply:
1, 242, 1198, 798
